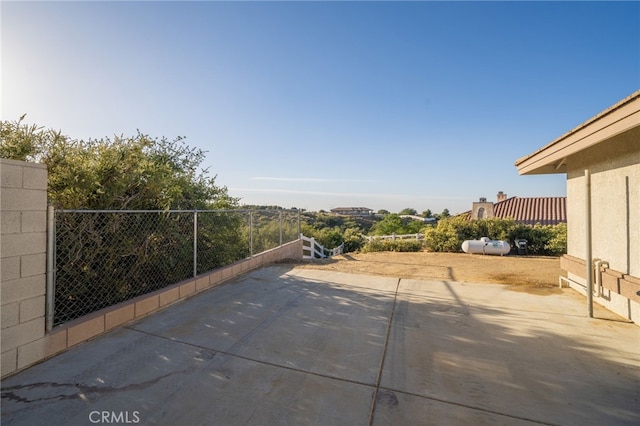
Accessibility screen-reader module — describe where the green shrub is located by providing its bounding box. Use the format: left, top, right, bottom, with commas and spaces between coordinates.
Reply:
300, 214, 568, 257
422, 216, 471, 252
300, 224, 343, 250
343, 228, 366, 253
361, 239, 424, 253
371, 213, 424, 235
544, 223, 567, 256
423, 217, 567, 256
301, 216, 369, 254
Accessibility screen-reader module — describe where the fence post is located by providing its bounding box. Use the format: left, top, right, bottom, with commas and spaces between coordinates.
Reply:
46, 205, 55, 332
193, 210, 198, 277
249, 211, 254, 257
279, 211, 283, 246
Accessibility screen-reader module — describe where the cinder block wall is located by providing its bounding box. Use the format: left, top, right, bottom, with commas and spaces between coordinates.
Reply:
38, 239, 304, 372
0, 160, 304, 378
1, 158, 48, 377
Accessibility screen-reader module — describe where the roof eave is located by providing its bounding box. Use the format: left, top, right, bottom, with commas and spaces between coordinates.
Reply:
515, 90, 640, 175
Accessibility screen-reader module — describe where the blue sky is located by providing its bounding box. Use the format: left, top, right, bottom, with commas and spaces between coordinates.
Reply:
2, 1, 639, 214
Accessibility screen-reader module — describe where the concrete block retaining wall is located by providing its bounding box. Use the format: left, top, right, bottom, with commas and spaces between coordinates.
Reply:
3, 233, 301, 378
1, 159, 303, 378
29, 240, 302, 377
1, 159, 48, 378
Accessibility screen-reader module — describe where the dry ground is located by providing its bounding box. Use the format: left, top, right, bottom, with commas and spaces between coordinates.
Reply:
288, 251, 564, 294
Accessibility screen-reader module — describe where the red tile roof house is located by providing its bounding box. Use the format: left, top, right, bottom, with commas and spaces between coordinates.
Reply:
464, 191, 566, 225
515, 90, 640, 323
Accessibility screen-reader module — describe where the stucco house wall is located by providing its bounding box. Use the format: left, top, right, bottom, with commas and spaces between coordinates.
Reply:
565, 128, 640, 277
515, 90, 640, 324
564, 129, 640, 322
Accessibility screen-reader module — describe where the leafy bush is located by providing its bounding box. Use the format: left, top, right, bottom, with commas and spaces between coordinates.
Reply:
300, 224, 343, 250
422, 216, 473, 252
1, 116, 235, 210
343, 228, 366, 253
301, 210, 375, 254
361, 239, 424, 253
503, 222, 567, 256
423, 217, 566, 256
371, 213, 425, 235
544, 223, 567, 256
301, 212, 378, 234
2, 117, 249, 325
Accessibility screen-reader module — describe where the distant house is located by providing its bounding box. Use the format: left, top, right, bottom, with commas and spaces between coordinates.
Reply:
462, 191, 567, 225
330, 207, 374, 216
515, 90, 639, 323
399, 215, 437, 223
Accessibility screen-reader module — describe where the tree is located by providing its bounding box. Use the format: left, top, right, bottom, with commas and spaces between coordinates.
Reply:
371, 214, 406, 235
0, 114, 56, 161
0, 116, 236, 210
377, 209, 390, 215
405, 218, 425, 234
399, 208, 417, 215
2, 117, 247, 324
422, 209, 433, 218
440, 208, 451, 218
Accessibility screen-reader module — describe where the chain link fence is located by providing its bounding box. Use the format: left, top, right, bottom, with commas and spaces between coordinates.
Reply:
51, 209, 300, 327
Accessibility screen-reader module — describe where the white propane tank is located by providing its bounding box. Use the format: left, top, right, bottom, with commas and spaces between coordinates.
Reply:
461, 237, 511, 255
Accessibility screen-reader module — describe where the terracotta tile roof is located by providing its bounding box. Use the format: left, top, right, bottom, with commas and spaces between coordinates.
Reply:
458, 196, 567, 225
495, 196, 566, 225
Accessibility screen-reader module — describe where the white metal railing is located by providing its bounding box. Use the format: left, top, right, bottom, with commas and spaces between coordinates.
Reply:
300, 234, 344, 259
365, 233, 424, 241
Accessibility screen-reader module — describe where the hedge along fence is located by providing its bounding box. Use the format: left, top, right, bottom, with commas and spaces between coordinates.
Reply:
422, 216, 567, 256
361, 238, 424, 253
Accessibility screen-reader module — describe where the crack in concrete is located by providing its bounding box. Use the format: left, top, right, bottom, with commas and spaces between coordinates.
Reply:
0, 367, 195, 404
363, 278, 560, 426
380, 386, 562, 426
368, 277, 401, 426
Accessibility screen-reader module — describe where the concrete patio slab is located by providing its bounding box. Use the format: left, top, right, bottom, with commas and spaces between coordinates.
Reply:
1, 266, 639, 426
383, 279, 640, 426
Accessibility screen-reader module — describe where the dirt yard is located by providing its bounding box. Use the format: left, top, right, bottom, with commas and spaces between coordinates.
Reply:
288, 251, 564, 294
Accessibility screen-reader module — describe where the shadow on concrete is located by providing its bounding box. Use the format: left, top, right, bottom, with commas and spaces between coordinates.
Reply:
2, 266, 638, 426
380, 278, 639, 425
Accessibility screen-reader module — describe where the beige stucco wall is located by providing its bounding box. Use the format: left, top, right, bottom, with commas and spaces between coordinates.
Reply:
564, 127, 640, 322
565, 126, 640, 277
517, 92, 640, 323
